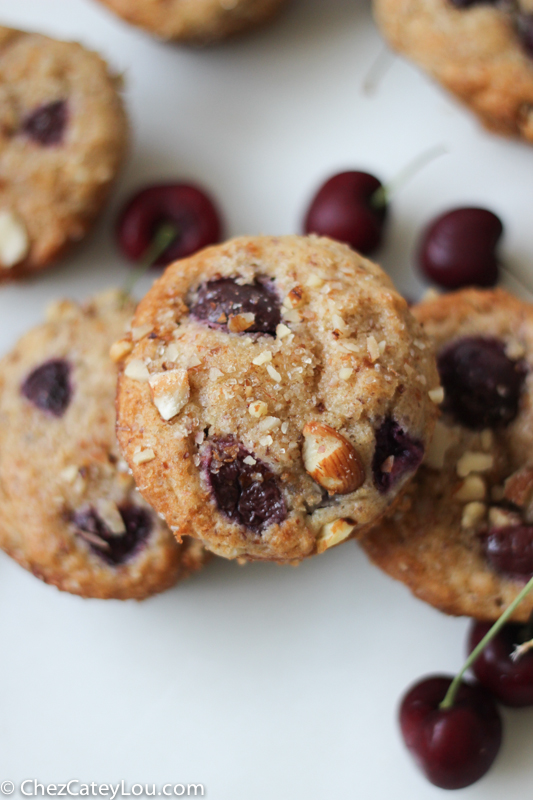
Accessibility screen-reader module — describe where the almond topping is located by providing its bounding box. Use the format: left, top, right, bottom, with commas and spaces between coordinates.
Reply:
149, 369, 189, 421
124, 359, 150, 382
276, 323, 291, 339
503, 465, 533, 508
367, 335, 380, 362
461, 502, 486, 530
132, 448, 156, 465
455, 475, 486, 502
131, 323, 153, 341
282, 308, 301, 323
228, 312, 255, 333
110, 339, 133, 362
95, 499, 126, 535
457, 451, 494, 478
267, 365, 282, 382
0, 209, 29, 268
283, 285, 304, 309
252, 351, 272, 366
339, 367, 353, 380
305, 274, 324, 289
488, 506, 521, 528
316, 518, 356, 554
248, 400, 268, 418
428, 386, 444, 404
302, 421, 364, 495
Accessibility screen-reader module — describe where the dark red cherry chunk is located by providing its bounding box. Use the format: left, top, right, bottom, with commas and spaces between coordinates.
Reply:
116, 183, 222, 266
469, 620, 533, 707
399, 675, 502, 790
206, 436, 286, 534
189, 277, 280, 335
21, 359, 72, 417
73, 504, 152, 565
22, 100, 68, 146
449, 0, 497, 7
304, 171, 387, 255
516, 13, 533, 58
438, 337, 525, 429
372, 417, 424, 493
484, 525, 533, 579
418, 207, 502, 289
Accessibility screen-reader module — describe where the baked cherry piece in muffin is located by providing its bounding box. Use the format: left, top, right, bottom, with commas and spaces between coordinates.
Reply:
93, 0, 288, 44
361, 288, 533, 621
0, 26, 128, 279
373, 0, 533, 143
0, 290, 206, 600
115, 235, 439, 562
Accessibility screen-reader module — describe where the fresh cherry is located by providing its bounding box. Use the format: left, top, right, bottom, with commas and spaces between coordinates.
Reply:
484, 525, 533, 579
448, 0, 496, 6
399, 676, 502, 790
469, 620, 533, 707
437, 336, 525, 429
205, 436, 286, 534
303, 171, 387, 255
22, 100, 68, 146
116, 183, 222, 266
418, 207, 503, 289
372, 417, 424, 493
189, 277, 281, 335
21, 359, 72, 417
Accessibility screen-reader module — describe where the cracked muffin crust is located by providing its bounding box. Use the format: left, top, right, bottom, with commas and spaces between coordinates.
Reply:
361, 288, 533, 622
115, 235, 439, 562
0, 26, 128, 279
0, 290, 206, 600
373, 0, 533, 143
94, 0, 288, 44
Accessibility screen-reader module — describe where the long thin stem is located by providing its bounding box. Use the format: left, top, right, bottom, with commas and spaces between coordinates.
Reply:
370, 145, 447, 210
440, 574, 533, 709
121, 222, 178, 300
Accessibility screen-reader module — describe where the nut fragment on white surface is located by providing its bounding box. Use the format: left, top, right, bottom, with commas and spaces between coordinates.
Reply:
228, 312, 255, 333
110, 338, 133, 362
0, 209, 29, 268
124, 359, 150, 381
132, 448, 156, 465
316, 518, 356, 554
302, 421, 364, 495
457, 451, 494, 478
461, 502, 486, 529
149, 369, 189, 421
428, 386, 444, 404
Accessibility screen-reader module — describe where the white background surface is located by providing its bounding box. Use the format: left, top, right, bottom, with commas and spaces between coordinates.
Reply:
1, 0, 533, 797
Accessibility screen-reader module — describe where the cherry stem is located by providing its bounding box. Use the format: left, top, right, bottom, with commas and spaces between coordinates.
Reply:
370, 145, 447, 210
362, 45, 395, 96
121, 222, 178, 299
440, 573, 533, 710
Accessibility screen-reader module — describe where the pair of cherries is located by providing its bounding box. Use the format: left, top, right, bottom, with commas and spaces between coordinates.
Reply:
401, 618, 533, 790
116, 163, 503, 294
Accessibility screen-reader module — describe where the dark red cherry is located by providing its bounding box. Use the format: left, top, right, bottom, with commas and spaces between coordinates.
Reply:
449, 0, 497, 6
189, 277, 280, 335
484, 525, 533, 579
399, 675, 502, 790
418, 208, 502, 289
438, 337, 525, 430
22, 100, 68, 146
21, 359, 72, 417
116, 183, 222, 266
469, 620, 533, 707
73, 504, 152, 565
205, 436, 286, 534
372, 417, 424, 493
303, 171, 387, 255
516, 13, 533, 58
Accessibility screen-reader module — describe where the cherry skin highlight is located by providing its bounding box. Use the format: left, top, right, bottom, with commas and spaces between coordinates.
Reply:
116, 183, 222, 266
399, 675, 502, 790
418, 207, 503, 289
303, 171, 387, 255
469, 620, 533, 707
